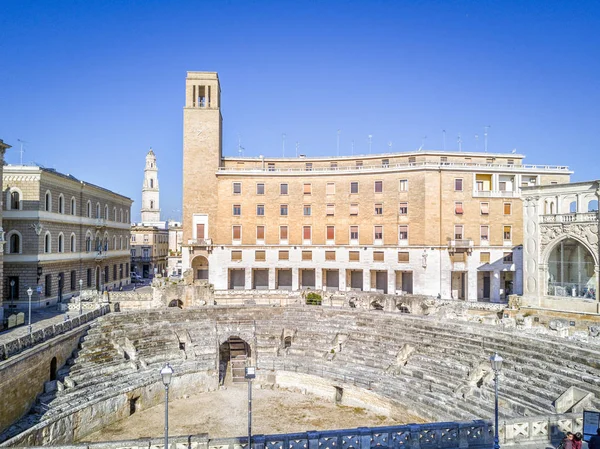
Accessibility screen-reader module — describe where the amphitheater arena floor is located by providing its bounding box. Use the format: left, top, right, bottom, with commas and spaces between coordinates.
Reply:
81, 383, 425, 443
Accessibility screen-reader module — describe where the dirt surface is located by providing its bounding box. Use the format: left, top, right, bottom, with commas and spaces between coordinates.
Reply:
82, 384, 425, 442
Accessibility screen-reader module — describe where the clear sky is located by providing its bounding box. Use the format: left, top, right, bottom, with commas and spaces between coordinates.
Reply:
1, 0, 599, 222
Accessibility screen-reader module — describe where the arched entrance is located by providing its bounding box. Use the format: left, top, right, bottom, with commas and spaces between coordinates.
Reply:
218, 336, 250, 385
50, 357, 57, 381
168, 299, 183, 308
547, 238, 597, 299
192, 255, 209, 281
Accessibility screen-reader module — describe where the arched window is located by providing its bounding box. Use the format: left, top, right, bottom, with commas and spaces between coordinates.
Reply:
150, 179, 154, 188
550, 202, 554, 214
548, 238, 596, 299
120, 209, 124, 222
58, 233, 64, 253
70, 233, 76, 252
8, 189, 22, 210
150, 200, 154, 209
58, 194, 64, 214
8, 231, 21, 254
113, 207, 117, 221
120, 236, 123, 250
95, 233, 101, 252
44, 232, 52, 253
85, 232, 92, 252
126, 211, 129, 223
70, 197, 77, 215
87, 201, 92, 218
45, 191, 52, 212
569, 201, 577, 213
588, 200, 598, 212
113, 236, 117, 250
105, 205, 109, 219
284, 336, 292, 348
96, 203, 101, 218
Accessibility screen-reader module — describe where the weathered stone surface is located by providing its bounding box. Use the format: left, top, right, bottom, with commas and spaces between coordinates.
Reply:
549, 318, 569, 330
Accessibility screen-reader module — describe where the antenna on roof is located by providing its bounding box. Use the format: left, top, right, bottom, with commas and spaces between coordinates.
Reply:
475, 134, 479, 151
484, 125, 490, 152
511, 148, 517, 154
457, 134, 462, 152
282, 133, 286, 157
442, 130, 446, 151
17, 139, 28, 165
237, 135, 244, 157
417, 136, 427, 152
336, 129, 340, 156
388, 141, 392, 151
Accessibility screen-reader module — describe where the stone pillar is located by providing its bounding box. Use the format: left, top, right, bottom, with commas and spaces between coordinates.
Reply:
292, 267, 299, 291
339, 269, 347, 291
315, 268, 323, 291
268, 267, 276, 290
388, 270, 396, 295
491, 270, 501, 302
245, 268, 252, 290
595, 265, 600, 312
363, 269, 371, 292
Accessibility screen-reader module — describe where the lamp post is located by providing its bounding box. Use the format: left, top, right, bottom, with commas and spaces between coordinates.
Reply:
245, 366, 256, 449
9, 280, 15, 307
79, 279, 83, 315
490, 353, 503, 449
57, 274, 62, 304
160, 363, 173, 449
26, 287, 33, 334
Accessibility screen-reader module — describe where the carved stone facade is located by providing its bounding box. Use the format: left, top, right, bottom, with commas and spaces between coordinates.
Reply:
522, 181, 600, 314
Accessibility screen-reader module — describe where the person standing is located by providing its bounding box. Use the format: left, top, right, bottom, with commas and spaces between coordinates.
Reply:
589, 428, 600, 449
559, 432, 574, 449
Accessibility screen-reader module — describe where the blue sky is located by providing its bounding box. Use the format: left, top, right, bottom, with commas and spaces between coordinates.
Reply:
1, 0, 599, 222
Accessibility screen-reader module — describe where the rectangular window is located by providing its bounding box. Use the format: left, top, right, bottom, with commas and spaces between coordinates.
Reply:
350, 226, 359, 240
455, 178, 463, 191
375, 203, 383, 215
350, 203, 358, 215
349, 251, 360, 261
233, 204, 241, 216
382, 159, 389, 167
268, 163, 275, 171
280, 183, 288, 195
480, 202, 490, 215
399, 225, 408, 240
330, 162, 338, 169
480, 252, 490, 263
499, 181, 507, 191
441, 156, 448, 164
326, 204, 335, 216
231, 250, 242, 261
302, 250, 312, 261
70, 271, 76, 291
350, 181, 359, 194
399, 179, 408, 191
455, 202, 464, 214
374, 181, 383, 193
325, 251, 336, 261
280, 226, 288, 240
503, 252, 513, 263
303, 204, 312, 216
256, 226, 265, 240
454, 225, 464, 240
507, 159, 514, 165
305, 162, 313, 171
326, 225, 335, 241
256, 183, 265, 195
356, 160, 363, 168
255, 250, 266, 261
480, 225, 489, 241
504, 202, 512, 215
326, 182, 335, 195
233, 182, 241, 194
398, 252, 409, 262
399, 202, 408, 215
303, 183, 312, 195
486, 158, 494, 164
279, 250, 289, 260
87, 268, 92, 287
303, 226, 311, 240
373, 251, 384, 262
374, 225, 383, 240
232, 225, 241, 241
476, 181, 484, 191
256, 204, 265, 216
280, 204, 288, 216
408, 156, 416, 164
113, 264, 117, 281
503, 226, 512, 240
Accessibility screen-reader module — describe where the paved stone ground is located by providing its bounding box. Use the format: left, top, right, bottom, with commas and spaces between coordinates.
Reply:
82, 383, 425, 443
0, 307, 73, 345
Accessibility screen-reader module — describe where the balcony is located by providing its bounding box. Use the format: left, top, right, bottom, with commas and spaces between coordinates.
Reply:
94, 251, 107, 261
95, 218, 106, 228
448, 238, 474, 254
541, 212, 598, 223
187, 238, 212, 247
472, 190, 519, 198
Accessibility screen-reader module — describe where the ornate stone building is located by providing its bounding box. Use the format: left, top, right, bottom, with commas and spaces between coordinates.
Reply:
182, 71, 571, 300
0, 139, 11, 322
2, 165, 133, 310
130, 149, 168, 278
521, 180, 599, 313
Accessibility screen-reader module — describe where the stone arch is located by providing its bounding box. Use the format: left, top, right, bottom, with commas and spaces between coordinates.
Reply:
70, 196, 77, 215
191, 255, 209, 281
544, 236, 597, 298
45, 190, 52, 212
95, 202, 101, 218
218, 336, 252, 385
542, 233, 599, 267
588, 199, 599, 212
6, 187, 23, 210
104, 205, 109, 219
6, 230, 22, 254
44, 231, 52, 253
70, 233, 76, 252
57, 232, 64, 253
58, 194, 65, 214
168, 299, 183, 308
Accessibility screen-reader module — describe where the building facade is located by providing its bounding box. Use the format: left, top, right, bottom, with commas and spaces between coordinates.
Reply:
3, 165, 133, 309
0, 139, 11, 321
167, 220, 183, 276
130, 149, 168, 278
521, 180, 599, 313
182, 71, 571, 301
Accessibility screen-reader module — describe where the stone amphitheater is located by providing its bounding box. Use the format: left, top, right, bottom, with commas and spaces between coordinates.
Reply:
1, 297, 600, 448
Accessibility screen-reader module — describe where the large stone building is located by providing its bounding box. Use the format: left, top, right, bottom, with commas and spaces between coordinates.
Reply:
182, 71, 571, 300
167, 220, 183, 276
0, 139, 11, 322
521, 180, 599, 313
130, 150, 168, 278
2, 165, 133, 310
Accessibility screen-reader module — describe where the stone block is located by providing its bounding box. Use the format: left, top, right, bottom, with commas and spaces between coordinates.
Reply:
44, 380, 58, 394
590, 325, 600, 337
549, 318, 568, 330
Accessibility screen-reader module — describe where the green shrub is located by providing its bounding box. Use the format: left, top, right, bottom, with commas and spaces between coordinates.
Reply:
305, 292, 322, 305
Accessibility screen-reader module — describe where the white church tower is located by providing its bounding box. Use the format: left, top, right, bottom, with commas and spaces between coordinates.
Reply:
140, 148, 161, 223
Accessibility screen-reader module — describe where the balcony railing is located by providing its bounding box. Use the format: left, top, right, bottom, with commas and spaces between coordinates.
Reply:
448, 238, 474, 254
472, 190, 520, 198
541, 212, 599, 223
188, 238, 213, 246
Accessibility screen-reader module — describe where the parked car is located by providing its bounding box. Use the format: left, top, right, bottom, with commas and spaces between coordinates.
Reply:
130, 273, 143, 283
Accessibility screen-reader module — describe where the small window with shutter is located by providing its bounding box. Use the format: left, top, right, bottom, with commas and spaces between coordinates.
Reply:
325, 251, 336, 261
373, 251, 384, 262
302, 251, 312, 261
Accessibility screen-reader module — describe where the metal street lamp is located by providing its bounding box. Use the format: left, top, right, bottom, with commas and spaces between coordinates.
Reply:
245, 366, 256, 449
26, 287, 33, 334
160, 363, 174, 449
490, 353, 503, 449
57, 274, 62, 304
9, 280, 15, 306
79, 279, 83, 315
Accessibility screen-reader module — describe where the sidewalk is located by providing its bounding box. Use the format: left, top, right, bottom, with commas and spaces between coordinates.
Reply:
0, 307, 79, 346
